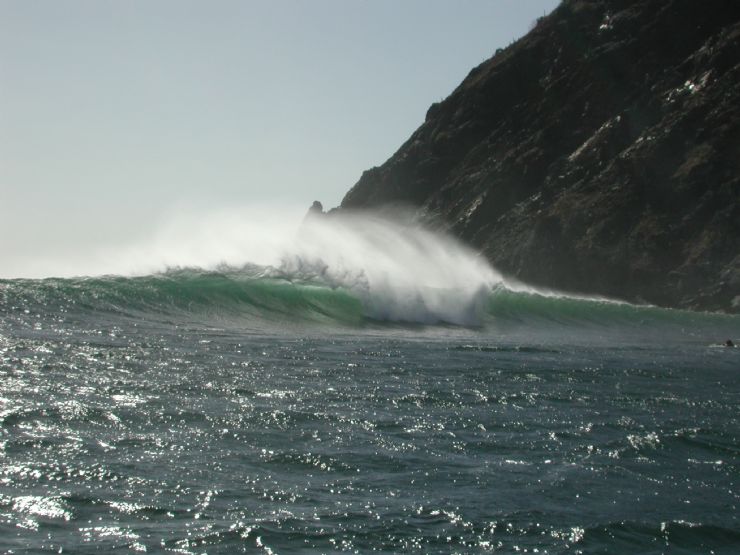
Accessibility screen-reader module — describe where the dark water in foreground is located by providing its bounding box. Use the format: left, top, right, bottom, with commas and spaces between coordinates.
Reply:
1, 272, 739, 553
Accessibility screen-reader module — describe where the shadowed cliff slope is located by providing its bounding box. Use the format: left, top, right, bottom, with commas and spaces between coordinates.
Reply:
341, 0, 740, 312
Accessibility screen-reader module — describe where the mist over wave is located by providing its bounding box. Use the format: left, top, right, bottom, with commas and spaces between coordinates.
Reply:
3, 205, 309, 279
5, 206, 509, 325
280, 210, 500, 325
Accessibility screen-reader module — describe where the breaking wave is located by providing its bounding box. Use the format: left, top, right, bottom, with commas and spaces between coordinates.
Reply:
1, 209, 738, 335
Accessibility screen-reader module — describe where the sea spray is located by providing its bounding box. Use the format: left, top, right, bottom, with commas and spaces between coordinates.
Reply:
282, 211, 500, 325
2, 205, 502, 325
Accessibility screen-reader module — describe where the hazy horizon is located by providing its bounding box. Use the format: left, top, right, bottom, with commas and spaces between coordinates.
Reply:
1, 0, 559, 278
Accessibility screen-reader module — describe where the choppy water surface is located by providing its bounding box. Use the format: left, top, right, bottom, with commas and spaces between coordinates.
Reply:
1, 273, 739, 553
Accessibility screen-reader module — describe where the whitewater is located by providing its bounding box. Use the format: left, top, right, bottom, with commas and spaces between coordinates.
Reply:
1, 208, 738, 553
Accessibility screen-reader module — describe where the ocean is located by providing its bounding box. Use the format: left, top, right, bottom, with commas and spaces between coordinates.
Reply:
1, 215, 738, 553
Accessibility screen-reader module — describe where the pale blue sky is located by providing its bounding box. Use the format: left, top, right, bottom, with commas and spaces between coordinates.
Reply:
1, 0, 559, 277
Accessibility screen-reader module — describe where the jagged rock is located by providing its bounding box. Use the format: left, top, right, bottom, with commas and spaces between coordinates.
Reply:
340, 0, 740, 312
308, 200, 324, 215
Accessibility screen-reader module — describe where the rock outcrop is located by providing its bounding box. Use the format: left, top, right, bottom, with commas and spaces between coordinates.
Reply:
341, 0, 740, 312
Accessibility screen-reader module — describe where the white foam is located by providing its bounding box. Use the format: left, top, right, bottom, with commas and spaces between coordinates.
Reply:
286, 211, 500, 324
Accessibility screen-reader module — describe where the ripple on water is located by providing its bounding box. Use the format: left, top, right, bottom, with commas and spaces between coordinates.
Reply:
0, 318, 738, 553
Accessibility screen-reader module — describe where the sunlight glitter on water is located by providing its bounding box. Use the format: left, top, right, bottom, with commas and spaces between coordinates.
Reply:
0, 278, 738, 553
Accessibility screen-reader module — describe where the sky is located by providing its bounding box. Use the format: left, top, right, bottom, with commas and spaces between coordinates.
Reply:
0, 0, 560, 278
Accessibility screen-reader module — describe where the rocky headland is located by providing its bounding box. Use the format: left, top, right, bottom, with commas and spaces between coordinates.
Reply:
340, 0, 740, 312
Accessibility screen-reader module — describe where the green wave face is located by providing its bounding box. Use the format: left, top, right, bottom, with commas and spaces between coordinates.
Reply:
0, 269, 365, 327
485, 287, 740, 344
1, 269, 738, 340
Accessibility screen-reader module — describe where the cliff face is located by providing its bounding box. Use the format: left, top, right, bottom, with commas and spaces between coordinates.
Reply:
340, 0, 740, 312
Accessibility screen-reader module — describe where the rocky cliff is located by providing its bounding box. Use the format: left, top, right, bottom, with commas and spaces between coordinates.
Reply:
340, 0, 740, 312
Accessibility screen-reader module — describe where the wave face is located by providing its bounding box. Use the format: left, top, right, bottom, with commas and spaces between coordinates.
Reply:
0, 269, 365, 328
2, 267, 738, 342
